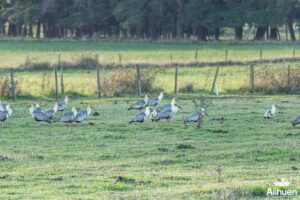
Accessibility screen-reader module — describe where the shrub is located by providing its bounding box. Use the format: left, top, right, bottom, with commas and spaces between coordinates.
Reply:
110, 68, 157, 96
179, 82, 194, 93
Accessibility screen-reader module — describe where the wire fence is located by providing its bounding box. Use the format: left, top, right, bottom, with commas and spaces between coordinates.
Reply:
1, 57, 300, 101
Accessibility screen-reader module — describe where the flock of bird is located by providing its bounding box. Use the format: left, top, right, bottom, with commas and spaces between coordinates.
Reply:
1, 93, 300, 128
0, 96, 96, 126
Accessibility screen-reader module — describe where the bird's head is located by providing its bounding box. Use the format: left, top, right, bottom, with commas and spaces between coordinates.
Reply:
6, 105, 13, 116
53, 103, 58, 113
199, 106, 207, 116
72, 106, 77, 116
65, 96, 69, 104
144, 94, 150, 103
145, 107, 151, 116
87, 105, 92, 116
158, 92, 164, 101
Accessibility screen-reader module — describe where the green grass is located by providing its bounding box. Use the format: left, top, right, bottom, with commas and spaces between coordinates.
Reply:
0, 39, 300, 68
0, 95, 299, 199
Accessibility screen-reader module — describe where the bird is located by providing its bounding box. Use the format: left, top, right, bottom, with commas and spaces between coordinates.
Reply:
145, 92, 163, 107
150, 108, 160, 122
128, 94, 150, 110
0, 100, 8, 112
156, 98, 179, 113
291, 114, 300, 127
154, 101, 182, 122
59, 107, 78, 126
264, 104, 276, 119
44, 103, 58, 119
129, 107, 151, 124
0, 105, 13, 124
57, 96, 69, 112
183, 106, 207, 128
74, 105, 95, 124
27, 105, 52, 124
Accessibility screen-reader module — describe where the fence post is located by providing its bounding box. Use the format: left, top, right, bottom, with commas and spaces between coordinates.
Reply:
102, 65, 107, 96
293, 48, 296, 58
250, 64, 255, 93
287, 64, 291, 89
96, 55, 101, 98
119, 53, 122, 65
136, 66, 141, 96
10, 68, 15, 101
260, 48, 263, 61
59, 54, 64, 95
195, 48, 198, 62
225, 49, 228, 61
211, 66, 220, 94
54, 67, 58, 100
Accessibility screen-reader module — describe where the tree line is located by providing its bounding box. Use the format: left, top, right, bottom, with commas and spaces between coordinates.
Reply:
1, 0, 300, 41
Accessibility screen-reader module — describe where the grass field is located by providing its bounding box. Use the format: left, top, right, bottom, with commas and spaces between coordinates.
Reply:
0, 40, 300, 68
0, 95, 299, 199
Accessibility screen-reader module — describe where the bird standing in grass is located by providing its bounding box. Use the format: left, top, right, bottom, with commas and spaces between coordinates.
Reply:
264, 104, 276, 119
0, 105, 13, 124
74, 105, 95, 124
60, 107, 77, 126
129, 107, 151, 124
154, 100, 182, 122
184, 105, 207, 128
45, 103, 58, 119
128, 94, 150, 110
57, 96, 69, 112
156, 98, 178, 113
27, 105, 52, 124
145, 92, 163, 107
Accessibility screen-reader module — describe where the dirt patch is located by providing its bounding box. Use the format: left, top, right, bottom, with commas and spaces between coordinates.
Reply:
177, 144, 195, 150
208, 129, 229, 134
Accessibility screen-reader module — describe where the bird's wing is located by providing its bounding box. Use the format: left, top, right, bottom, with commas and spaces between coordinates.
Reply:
75, 111, 87, 122
159, 109, 172, 118
35, 112, 50, 121
130, 100, 145, 109
45, 109, 54, 117
0, 112, 7, 121
185, 112, 200, 122
156, 104, 170, 113
60, 112, 73, 121
58, 102, 66, 110
292, 115, 300, 125
264, 109, 271, 118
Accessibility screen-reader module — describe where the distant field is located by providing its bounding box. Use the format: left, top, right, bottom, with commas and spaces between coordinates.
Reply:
0, 40, 300, 68
0, 96, 299, 199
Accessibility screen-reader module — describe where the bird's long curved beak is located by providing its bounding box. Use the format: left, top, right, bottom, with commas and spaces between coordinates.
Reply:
176, 104, 183, 109
24, 105, 31, 112
10, 106, 15, 111
91, 106, 97, 111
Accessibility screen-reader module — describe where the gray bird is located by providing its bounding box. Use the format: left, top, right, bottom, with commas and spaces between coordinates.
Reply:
60, 107, 77, 126
57, 96, 69, 112
145, 92, 163, 107
155, 102, 181, 122
129, 107, 151, 124
264, 104, 276, 119
0, 105, 13, 124
150, 108, 160, 122
291, 114, 300, 127
184, 106, 207, 128
74, 105, 94, 124
45, 103, 58, 119
128, 94, 150, 111
156, 98, 179, 113
28, 105, 52, 123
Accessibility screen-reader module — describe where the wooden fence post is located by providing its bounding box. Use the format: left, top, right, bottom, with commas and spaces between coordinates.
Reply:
260, 49, 263, 61
250, 64, 255, 93
136, 66, 141, 96
287, 64, 291, 89
211, 66, 220, 94
225, 49, 228, 61
54, 67, 58, 100
293, 48, 296, 58
59, 55, 64, 95
102, 65, 107, 96
119, 53, 122, 65
195, 48, 198, 62
96, 55, 101, 98
10, 68, 15, 101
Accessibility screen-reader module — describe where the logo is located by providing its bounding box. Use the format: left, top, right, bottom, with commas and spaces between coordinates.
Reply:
267, 179, 298, 196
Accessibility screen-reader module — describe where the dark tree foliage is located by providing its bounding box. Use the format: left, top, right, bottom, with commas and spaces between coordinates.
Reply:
0, 0, 300, 41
